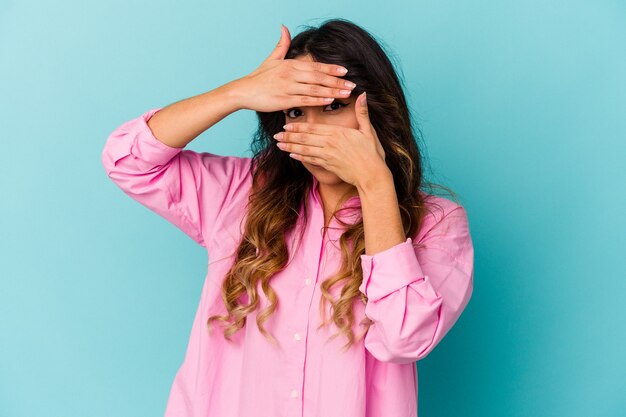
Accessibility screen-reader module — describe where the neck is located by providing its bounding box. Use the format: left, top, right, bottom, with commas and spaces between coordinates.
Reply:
312, 176, 359, 227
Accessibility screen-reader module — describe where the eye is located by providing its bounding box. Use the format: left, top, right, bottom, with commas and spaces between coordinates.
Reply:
286, 108, 303, 118
326, 101, 348, 112
285, 101, 350, 119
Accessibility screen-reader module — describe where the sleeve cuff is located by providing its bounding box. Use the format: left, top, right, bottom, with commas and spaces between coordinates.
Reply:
131, 107, 184, 166
107, 107, 183, 168
359, 237, 433, 301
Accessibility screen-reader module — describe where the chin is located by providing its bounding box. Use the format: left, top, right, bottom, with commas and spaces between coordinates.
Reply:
308, 167, 343, 184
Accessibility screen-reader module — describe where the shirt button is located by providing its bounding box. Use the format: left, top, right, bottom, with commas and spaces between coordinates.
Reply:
305, 278, 312, 285
290, 389, 299, 398
293, 332, 301, 341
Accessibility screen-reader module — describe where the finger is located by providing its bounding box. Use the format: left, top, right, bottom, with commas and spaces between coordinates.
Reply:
278, 131, 327, 148
285, 80, 354, 100
283, 95, 337, 108
355, 92, 373, 133
289, 152, 326, 167
290, 59, 348, 77
277, 141, 326, 160
283, 122, 337, 136
290, 68, 356, 91
265, 24, 291, 61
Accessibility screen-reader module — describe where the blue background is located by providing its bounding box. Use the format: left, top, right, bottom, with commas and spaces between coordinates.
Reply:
1, 1, 624, 416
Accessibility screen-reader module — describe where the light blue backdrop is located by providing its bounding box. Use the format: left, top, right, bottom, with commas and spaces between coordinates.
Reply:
1, 1, 624, 416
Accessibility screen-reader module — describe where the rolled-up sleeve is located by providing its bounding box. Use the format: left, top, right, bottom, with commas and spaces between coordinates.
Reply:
359, 205, 474, 364
101, 107, 250, 249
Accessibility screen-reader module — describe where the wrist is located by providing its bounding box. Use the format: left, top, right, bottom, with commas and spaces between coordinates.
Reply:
356, 165, 393, 196
220, 77, 249, 112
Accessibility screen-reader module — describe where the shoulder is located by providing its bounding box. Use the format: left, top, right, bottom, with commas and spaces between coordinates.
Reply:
413, 190, 469, 242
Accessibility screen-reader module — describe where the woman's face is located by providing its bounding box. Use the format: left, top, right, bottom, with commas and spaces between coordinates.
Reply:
282, 54, 359, 185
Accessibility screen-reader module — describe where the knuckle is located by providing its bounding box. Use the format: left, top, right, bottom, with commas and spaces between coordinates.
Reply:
308, 84, 321, 96
314, 71, 325, 83
288, 66, 299, 77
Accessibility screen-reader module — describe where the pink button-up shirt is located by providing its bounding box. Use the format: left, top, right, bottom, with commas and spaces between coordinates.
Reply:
101, 107, 474, 417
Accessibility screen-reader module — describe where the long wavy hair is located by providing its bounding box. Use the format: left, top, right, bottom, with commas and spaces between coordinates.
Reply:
206, 18, 457, 351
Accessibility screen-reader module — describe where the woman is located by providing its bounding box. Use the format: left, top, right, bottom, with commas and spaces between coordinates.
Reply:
101, 18, 474, 417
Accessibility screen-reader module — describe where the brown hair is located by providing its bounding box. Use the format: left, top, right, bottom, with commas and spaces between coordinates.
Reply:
207, 18, 458, 351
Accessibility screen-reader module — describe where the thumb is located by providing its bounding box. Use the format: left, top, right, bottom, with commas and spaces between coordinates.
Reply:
265, 24, 291, 61
355, 92, 372, 132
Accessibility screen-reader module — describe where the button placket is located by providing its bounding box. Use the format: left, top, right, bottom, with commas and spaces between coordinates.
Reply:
283, 184, 326, 410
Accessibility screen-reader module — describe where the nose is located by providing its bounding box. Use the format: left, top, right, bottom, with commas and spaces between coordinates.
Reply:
301, 106, 323, 124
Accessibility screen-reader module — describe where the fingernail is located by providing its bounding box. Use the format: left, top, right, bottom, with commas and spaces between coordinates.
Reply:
361, 92, 367, 107
345, 81, 356, 88
338, 67, 348, 75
